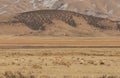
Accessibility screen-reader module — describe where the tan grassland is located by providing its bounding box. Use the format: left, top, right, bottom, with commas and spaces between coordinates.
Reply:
0, 48, 120, 78
0, 36, 119, 78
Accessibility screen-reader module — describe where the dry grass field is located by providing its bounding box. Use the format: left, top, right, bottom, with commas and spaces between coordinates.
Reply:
0, 48, 120, 78
0, 36, 119, 78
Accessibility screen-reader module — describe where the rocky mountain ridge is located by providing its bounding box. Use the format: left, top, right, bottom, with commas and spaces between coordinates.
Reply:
0, 0, 120, 21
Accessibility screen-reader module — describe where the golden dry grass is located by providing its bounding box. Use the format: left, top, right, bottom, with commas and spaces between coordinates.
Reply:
0, 48, 120, 78
0, 36, 119, 78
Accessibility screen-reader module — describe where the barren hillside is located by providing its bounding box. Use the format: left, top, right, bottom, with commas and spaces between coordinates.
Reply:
0, 10, 120, 37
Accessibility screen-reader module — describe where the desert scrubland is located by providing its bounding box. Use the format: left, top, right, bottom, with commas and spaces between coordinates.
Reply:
0, 43, 120, 78
0, 9, 120, 78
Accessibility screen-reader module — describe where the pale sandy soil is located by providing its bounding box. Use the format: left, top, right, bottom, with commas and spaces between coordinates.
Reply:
0, 48, 120, 78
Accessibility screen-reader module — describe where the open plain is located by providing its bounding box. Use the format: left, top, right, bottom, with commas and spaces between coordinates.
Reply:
0, 36, 119, 78
1, 36, 120, 46
0, 47, 120, 78
0, 9, 120, 78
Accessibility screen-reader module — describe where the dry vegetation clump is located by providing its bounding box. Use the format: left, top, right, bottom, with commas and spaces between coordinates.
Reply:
39, 75, 50, 78
1, 72, 120, 78
32, 64, 42, 69
86, 60, 109, 66
0, 71, 35, 78
52, 59, 71, 67
82, 75, 120, 78
53, 61, 71, 67
99, 75, 120, 78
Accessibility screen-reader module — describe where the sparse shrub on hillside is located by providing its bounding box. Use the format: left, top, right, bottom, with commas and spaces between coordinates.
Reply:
117, 23, 120, 30
14, 10, 119, 31
15, 10, 78, 31
85, 16, 115, 30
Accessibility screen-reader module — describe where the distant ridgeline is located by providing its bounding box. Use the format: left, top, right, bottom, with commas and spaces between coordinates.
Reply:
13, 10, 120, 31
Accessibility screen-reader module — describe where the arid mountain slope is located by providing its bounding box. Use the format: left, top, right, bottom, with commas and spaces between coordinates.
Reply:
0, 0, 120, 20
64, 0, 120, 20
0, 10, 120, 37
15, 10, 119, 30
